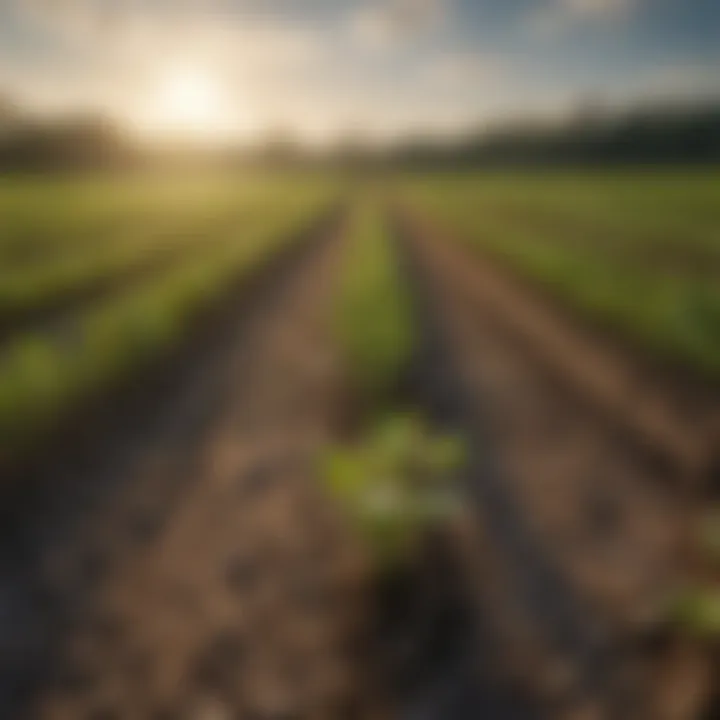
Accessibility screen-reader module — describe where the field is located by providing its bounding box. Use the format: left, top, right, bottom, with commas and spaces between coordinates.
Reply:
1, 170, 719, 720
404, 171, 720, 378
0, 174, 337, 462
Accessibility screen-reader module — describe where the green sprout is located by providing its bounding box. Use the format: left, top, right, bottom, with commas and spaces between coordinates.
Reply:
669, 587, 720, 638
321, 413, 466, 570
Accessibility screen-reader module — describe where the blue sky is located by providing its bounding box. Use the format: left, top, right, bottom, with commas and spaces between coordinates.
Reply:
0, 0, 718, 142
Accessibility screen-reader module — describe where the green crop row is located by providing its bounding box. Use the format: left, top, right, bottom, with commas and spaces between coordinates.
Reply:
406, 172, 720, 379
406, 171, 720, 252
0, 188, 334, 465
0, 173, 317, 266
0, 193, 296, 330
325, 202, 464, 571
334, 202, 416, 414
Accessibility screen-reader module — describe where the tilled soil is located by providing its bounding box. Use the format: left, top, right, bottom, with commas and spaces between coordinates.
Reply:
399, 212, 716, 720
0, 223, 378, 720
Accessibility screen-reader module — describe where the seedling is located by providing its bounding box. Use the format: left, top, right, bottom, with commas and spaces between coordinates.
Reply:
321, 413, 466, 571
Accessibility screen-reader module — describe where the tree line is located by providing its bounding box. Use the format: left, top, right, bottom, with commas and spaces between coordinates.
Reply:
388, 100, 720, 168
1, 93, 719, 172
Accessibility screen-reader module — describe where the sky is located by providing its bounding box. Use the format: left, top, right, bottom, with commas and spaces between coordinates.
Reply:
0, 0, 719, 143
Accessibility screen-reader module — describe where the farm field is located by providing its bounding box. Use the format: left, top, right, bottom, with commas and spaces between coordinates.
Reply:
0, 174, 338, 466
403, 171, 720, 379
0, 170, 718, 720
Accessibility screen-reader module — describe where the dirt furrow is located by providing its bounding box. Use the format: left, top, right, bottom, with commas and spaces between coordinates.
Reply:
398, 212, 712, 719
402, 213, 720, 486
0, 218, 377, 720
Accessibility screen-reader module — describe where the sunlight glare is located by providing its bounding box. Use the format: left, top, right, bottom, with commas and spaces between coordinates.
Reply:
152, 66, 232, 140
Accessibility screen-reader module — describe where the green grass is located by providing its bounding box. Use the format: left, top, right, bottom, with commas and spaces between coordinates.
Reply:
404, 170, 720, 379
0, 180, 335, 464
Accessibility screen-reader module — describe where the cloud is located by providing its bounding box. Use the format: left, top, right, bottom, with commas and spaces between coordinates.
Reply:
348, 0, 451, 49
12, 0, 325, 80
420, 51, 504, 88
526, 0, 639, 37
605, 60, 720, 104
4, 0, 333, 138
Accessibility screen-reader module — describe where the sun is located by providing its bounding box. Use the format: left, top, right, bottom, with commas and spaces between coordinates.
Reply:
151, 66, 231, 140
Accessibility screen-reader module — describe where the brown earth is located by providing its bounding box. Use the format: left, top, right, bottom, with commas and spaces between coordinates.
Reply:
1, 221, 383, 720
399, 210, 717, 720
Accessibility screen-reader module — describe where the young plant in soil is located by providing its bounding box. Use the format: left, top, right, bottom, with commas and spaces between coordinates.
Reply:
321, 412, 465, 572
670, 511, 720, 639
320, 412, 468, 692
327, 200, 470, 695
329, 203, 465, 572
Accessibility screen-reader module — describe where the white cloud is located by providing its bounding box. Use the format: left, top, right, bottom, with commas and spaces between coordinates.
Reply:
420, 51, 503, 87
526, 0, 639, 37
13, 0, 323, 74
348, 0, 451, 49
3, 0, 332, 139
600, 60, 720, 105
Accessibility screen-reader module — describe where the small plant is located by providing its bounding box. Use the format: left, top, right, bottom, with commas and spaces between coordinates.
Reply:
320, 413, 466, 571
669, 587, 720, 638
696, 511, 720, 566
666, 510, 720, 639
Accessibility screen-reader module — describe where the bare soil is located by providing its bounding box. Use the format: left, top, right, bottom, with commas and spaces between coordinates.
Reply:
0, 220, 381, 720
398, 209, 718, 720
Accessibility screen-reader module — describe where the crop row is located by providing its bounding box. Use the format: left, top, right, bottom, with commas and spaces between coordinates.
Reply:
334, 201, 416, 415
0, 193, 304, 338
0, 186, 335, 466
0, 174, 318, 265
406, 173, 720, 379
407, 172, 720, 254
325, 202, 465, 571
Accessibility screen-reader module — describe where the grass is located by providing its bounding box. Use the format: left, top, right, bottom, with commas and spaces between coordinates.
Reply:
0, 180, 335, 465
404, 170, 720, 379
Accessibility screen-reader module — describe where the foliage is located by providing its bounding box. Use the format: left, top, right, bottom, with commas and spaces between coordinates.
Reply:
663, 510, 720, 639
389, 101, 720, 168
321, 414, 465, 570
670, 588, 720, 638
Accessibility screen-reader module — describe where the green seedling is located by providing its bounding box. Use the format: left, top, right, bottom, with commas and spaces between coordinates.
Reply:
669, 587, 720, 639
321, 413, 466, 570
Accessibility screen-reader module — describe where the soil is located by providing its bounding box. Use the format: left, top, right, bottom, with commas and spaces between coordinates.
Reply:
412, 212, 720, 484
397, 209, 718, 720
0, 217, 381, 720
